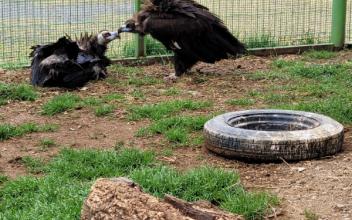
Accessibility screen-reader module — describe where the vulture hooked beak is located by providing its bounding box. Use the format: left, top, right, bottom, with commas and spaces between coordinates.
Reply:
118, 24, 133, 33
108, 32, 120, 40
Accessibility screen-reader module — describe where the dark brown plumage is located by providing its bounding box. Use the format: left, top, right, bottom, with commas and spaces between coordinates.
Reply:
119, 0, 246, 81
30, 31, 119, 88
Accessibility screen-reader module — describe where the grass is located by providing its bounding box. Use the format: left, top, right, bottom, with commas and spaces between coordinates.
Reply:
129, 100, 212, 121
247, 59, 352, 124
0, 175, 8, 185
163, 88, 181, 96
131, 100, 212, 145
127, 75, 161, 87
0, 123, 58, 141
103, 93, 124, 102
22, 156, 46, 174
108, 64, 161, 87
131, 166, 279, 219
137, 115, 211, 145
0, 83, 37, 105
303, 50, 337, 59
41, 93, 82, 115
131, 89, 146, 100
0, 148, 277, 219
42, 93, 125, 116
94, 104, 115, 117
226, 98, 256, 106
39, 138, 56, 150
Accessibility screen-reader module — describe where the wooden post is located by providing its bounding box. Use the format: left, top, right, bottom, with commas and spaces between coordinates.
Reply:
135, 0, 145, 57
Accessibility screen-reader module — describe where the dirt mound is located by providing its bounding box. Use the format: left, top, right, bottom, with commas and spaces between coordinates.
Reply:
81, 177, 243, 220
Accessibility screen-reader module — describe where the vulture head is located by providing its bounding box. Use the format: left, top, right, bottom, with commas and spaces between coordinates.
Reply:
97, 30, 120, 45
118, 19, 138, 34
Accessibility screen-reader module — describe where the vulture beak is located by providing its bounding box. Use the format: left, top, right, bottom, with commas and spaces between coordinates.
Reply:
109, 31, 120, 40
118, 24, 133, 33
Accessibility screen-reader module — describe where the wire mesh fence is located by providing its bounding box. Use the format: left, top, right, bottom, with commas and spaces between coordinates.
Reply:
0, 0, 349, 67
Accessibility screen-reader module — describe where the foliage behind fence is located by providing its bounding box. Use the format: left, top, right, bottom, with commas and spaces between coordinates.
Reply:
0, 0, 350, 67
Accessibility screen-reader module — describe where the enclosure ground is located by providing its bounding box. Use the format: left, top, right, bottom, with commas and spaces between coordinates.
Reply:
0, 50, 352, 219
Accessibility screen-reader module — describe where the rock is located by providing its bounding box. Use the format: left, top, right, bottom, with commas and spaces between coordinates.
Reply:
81, 177, 244, 220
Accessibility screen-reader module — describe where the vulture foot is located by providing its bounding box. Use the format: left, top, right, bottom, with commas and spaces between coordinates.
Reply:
163, 73, 178, 83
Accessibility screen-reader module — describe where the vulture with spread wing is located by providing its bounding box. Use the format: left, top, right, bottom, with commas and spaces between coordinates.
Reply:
30, 31, 119, 88
118, 0, 246, 81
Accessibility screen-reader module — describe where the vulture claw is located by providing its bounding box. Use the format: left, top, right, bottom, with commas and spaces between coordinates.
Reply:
163, 73, 178, 83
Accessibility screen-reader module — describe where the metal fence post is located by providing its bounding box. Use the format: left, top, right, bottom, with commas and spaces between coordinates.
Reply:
135, 0, 145, 57
331, 0, 347, 48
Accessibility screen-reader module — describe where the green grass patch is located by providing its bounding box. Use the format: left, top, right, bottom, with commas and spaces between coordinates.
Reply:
46, 148, 155, 180
129, 100, 212, 121
39, 138, 56, 150
137, 115, 210, 136
250, 59, 352, 124
127, 75, 161, 87
22, 156, 46, 174
0, 175, 90, 219
108, 64, 160, 87
0, 83, 37, 105
0, 148, 277, 219
164, 88, 181, 96
103, 93, 124, 102
271, 59, 301, 69
275, 96, 352, 124
303, 50, 337, 59
82, 96, 104, 107
108, 64, 142, 76
0, 175, 8, 185
131, 166, 278, 219
287, 63, 346, 79
226, 98, 256, 107
42, 93, 124, 116
42, 93, 82, 115
165, 128, 188, 144
264, 93, 296, 104
137, 115, 212, 145
0, 123, 58, 141
131, 89, 146, 100
94, 104, 115, 117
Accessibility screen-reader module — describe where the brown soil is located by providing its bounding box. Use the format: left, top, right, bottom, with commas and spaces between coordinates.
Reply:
1, 51, 352, 219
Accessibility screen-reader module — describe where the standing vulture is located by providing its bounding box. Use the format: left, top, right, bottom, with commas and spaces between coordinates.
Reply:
30, 31, 119, 88
118, 0, 246, 81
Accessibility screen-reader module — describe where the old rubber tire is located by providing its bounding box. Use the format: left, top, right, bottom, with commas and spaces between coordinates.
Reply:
204, 109, 344, 161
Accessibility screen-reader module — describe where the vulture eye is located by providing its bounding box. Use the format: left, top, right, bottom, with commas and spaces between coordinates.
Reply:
103, 32, 111, 38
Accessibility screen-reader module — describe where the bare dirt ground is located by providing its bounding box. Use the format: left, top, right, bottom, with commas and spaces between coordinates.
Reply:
0, 52, 351, 220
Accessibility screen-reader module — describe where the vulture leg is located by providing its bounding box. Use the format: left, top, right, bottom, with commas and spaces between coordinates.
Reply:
164, 53, 197, 82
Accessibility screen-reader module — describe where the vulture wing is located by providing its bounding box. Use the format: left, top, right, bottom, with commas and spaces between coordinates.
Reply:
139, 0, 245, 75
30, 37, 83, 87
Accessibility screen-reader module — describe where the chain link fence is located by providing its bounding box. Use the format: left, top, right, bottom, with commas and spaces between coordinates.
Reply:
0, 0, 350, 67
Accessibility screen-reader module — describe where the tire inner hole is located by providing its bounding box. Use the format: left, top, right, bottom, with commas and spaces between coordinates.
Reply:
227, 113, 321, 131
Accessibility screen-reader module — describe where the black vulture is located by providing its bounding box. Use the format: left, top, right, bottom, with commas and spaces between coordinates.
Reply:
30, 31, 119, 88
118, 0, 246, 81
